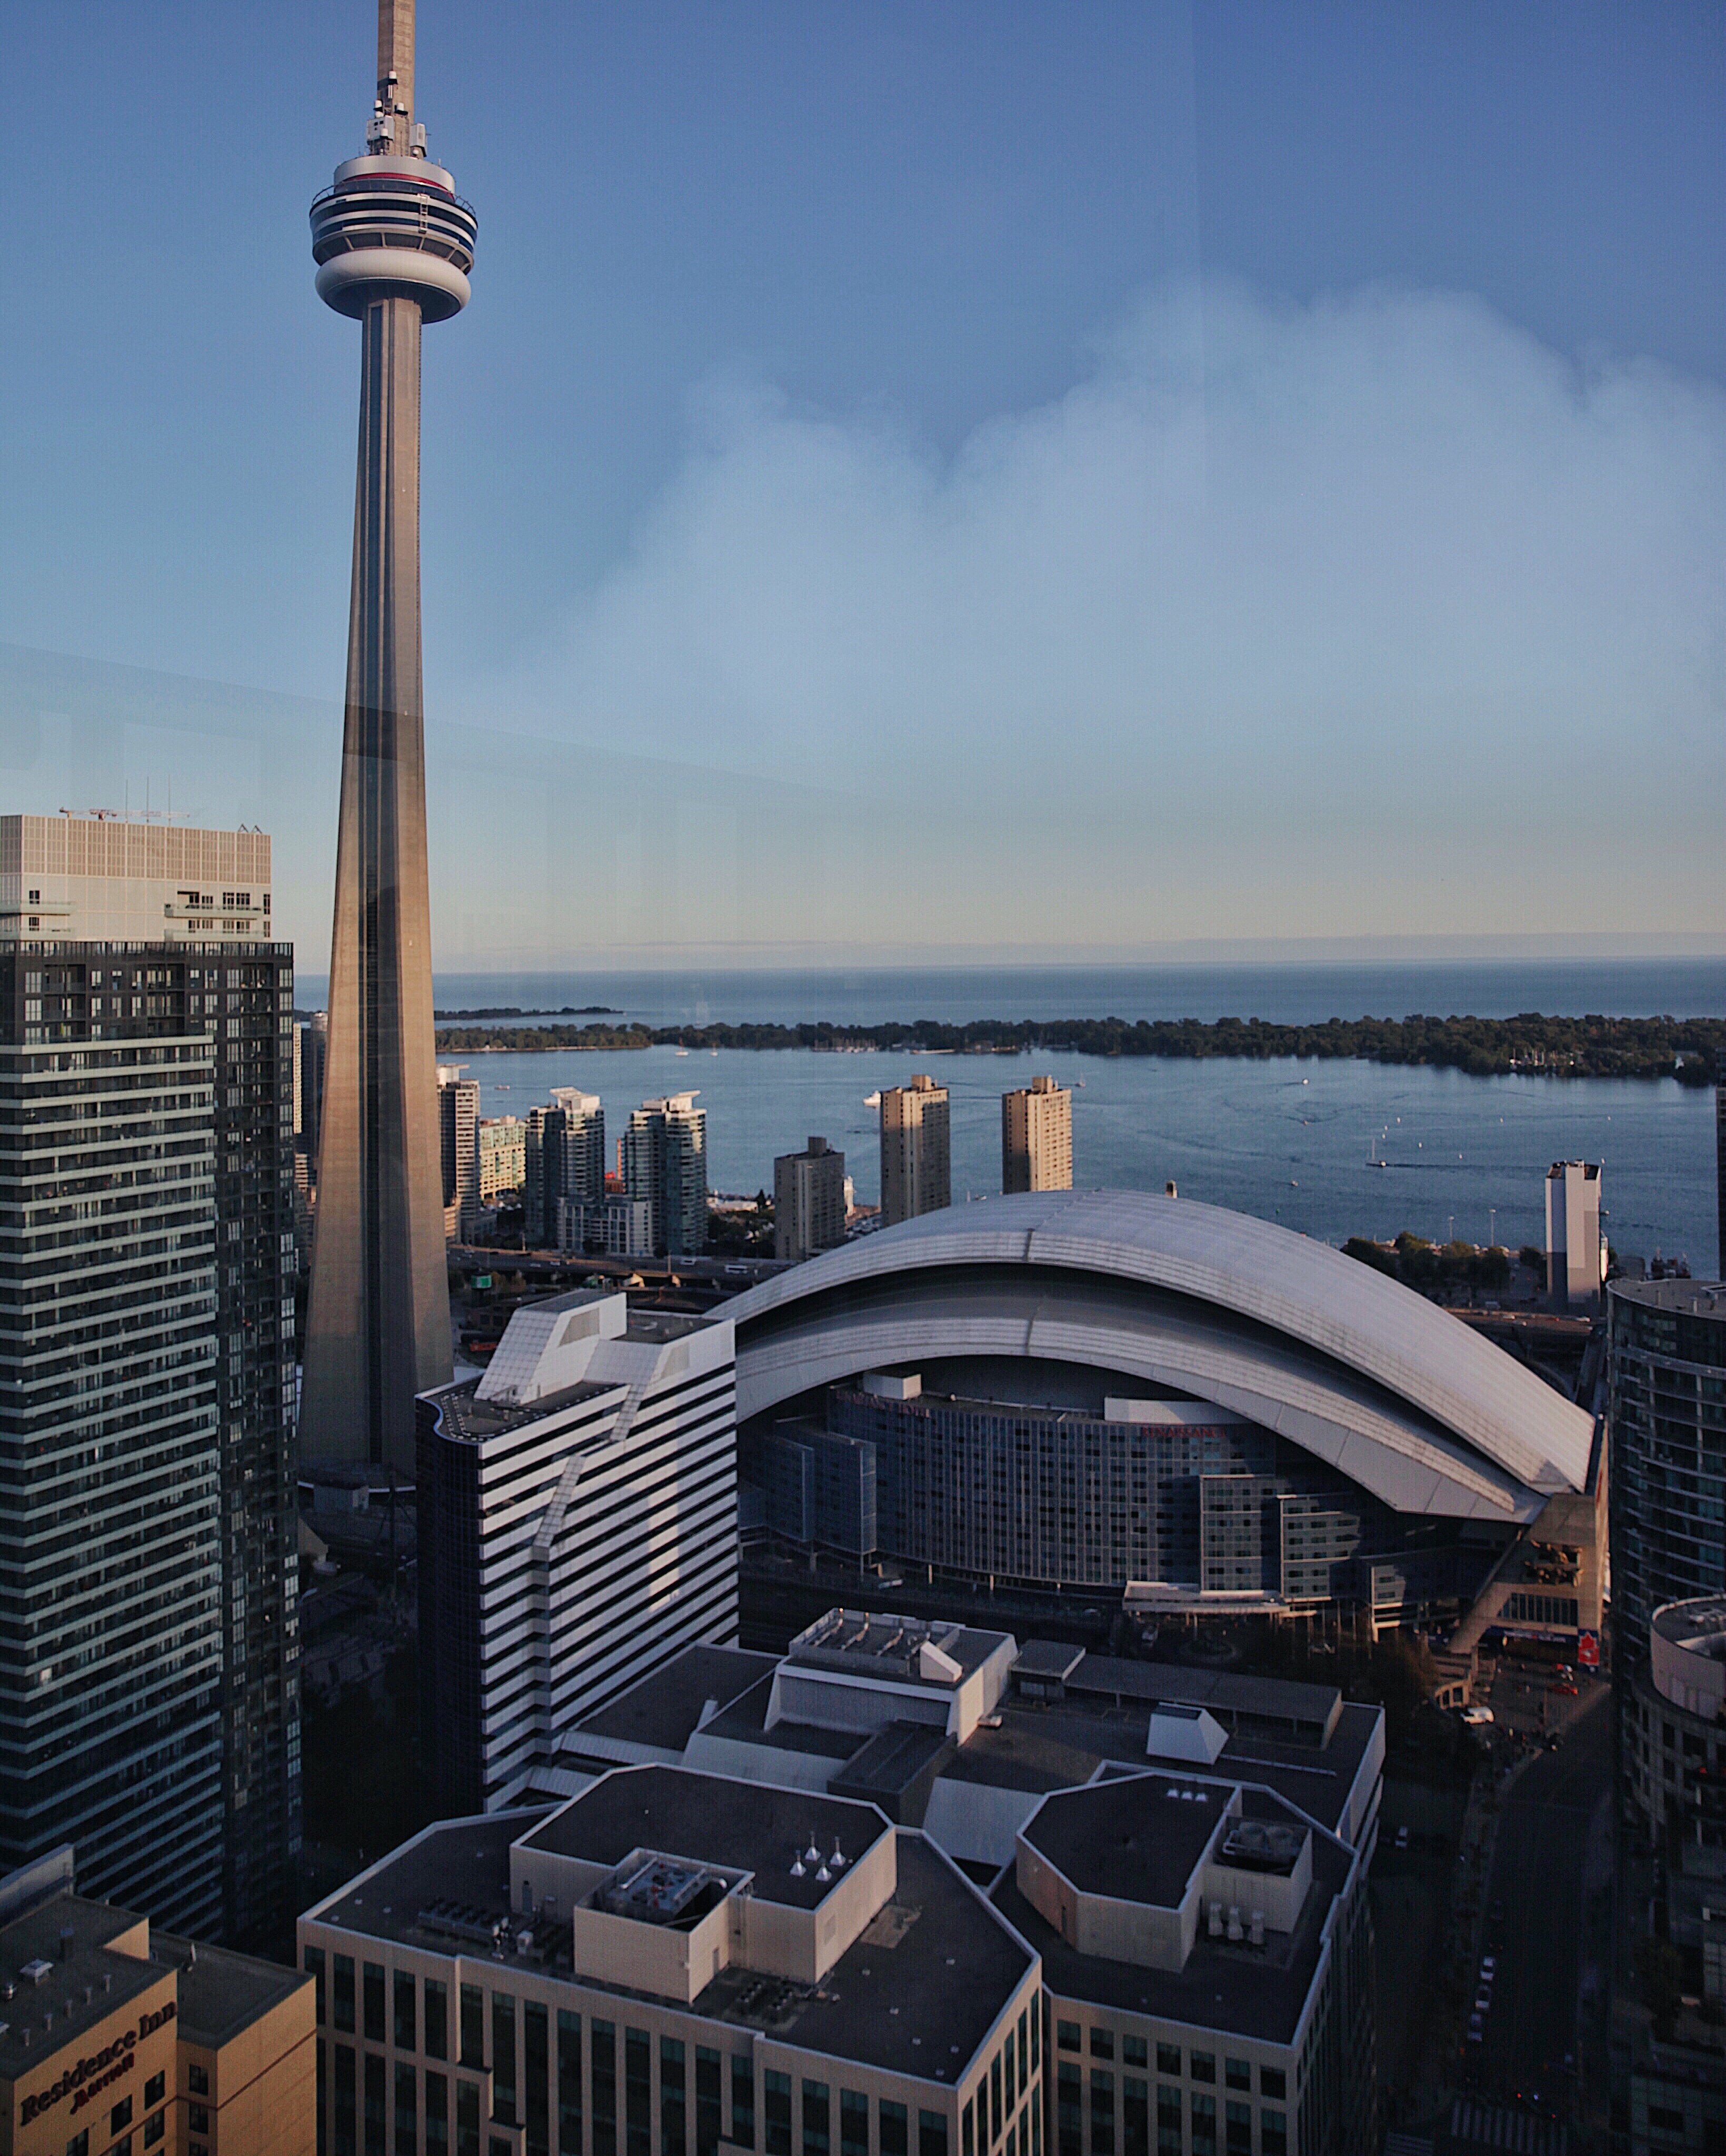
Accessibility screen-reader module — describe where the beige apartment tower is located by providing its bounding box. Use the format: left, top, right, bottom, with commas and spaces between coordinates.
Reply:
1003, 1073, 1073, 1193
300, 0, 477, 1470
774, 1134, 847, 1261
881, 1074, 951, 1225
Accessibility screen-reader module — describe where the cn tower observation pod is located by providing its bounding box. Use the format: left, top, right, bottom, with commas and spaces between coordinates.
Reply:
310, 154, 478, 322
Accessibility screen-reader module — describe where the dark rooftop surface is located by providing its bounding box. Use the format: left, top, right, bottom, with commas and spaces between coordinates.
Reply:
831, 1721, 953, 1798
1014, 1641, 1085, 1682
0, 1894, 164, 2077
153, 1933, 311, 2049
692, 1835, 1033, 2079
938, 1696, 1379, 1842
1066, 1657, 1341, 1733
995, 1785, 1355, 2047
432, 1373, 621, 1442
692, 1678, 861, 1761
575, 1646, 779, 1753
939, 1722, 1110, 1796
307, 1810, 550, 1954
522, 1766, 890, 1911
304, 1802, 1031, 2080
1024, 1776, 1224, 1909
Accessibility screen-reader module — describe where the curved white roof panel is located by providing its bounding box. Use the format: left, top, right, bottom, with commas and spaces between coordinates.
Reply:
725, 1191, 1595, 1519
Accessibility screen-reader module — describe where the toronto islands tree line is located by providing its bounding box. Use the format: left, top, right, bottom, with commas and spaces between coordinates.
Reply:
430, 1009, 1726, 1082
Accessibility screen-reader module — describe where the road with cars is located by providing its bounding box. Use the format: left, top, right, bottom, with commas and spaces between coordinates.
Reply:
1469, 1664, 1612, 2112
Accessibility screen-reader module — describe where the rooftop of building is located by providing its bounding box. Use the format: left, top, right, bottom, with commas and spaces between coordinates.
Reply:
694, 1680, 861, 1762
785, 1610, 1011, 1688
1046, 1653, 1343, 1738
574, 1646, 780, 1755
150, 1932, 311, 2050
1025, 1773, 1227, 1909
426, 1292, 725, 1442
305, 1788, 1032, 2078
1653, 1598, 1726, 1653
518, 1766, 892, 1913
994, 1782, 1355, 2045
0, 1892, 161, 2078
1612, 1279, 1726, 1320
946, 1694, 1380, 1843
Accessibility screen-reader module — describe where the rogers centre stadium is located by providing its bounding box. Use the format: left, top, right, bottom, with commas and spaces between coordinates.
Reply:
723, 1190, 1604, 1645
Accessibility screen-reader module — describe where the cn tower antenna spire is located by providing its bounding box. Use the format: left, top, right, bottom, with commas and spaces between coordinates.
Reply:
376, 0, 414, 142
302, 3, 476, 1472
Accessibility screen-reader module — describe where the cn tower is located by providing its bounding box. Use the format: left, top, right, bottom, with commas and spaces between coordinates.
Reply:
301, 0, 475, 1471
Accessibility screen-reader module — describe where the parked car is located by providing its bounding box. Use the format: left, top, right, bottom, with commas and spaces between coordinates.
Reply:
1480, 1956, 1496, 1978
1461, 1705, 1495, 1726
1468, 2015, 1484, 2044
1395, 1824, 1410, 1850
1474, 1990, 1492, 2013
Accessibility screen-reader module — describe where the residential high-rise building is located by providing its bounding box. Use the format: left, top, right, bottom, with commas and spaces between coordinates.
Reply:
1611, 1280, 1726, 1815
0, 819, 299, 1943
1717, 1084, 1725, 1277
476, 1114, 525, 1204
773, 1134, 847, 1261
292, 1010, 327, 1187
435, 1064, 479, 1240
416, 1291, 738, 1813
1545, 1159, 1603, 1312
301, 0, 476, 1475
1002, 1073, 1072, 1193
626, 1092, 708, 1257
881, 1074, 950, 1225
524, 1090, 605, 1247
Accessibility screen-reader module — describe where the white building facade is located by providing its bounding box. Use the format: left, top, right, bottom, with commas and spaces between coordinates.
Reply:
416, 1292, 740, 1813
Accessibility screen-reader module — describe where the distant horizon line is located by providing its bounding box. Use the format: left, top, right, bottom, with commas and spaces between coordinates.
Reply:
276, 936, 1726, 996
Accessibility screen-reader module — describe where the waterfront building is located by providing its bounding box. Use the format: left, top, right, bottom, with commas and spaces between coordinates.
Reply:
625, 1094, 708, 1259
723, 1192, 1601, 1643
1002, 1076, 1071, 1194
525, 1093, 605, 1250
1610, 1280, 1726, 1810
773, 1135, 847, 1262
880, 1076, 950, 1226
1545, 1159, 1604, 1314
301, 0, 478, 1474
299, 1763, 1041, 2156
416, 1291, 738, 1815
0, 1849, 314, 2156
437, 1066, 480, 1240
0, 822, 299, 1943
477, 1115, 526, 1205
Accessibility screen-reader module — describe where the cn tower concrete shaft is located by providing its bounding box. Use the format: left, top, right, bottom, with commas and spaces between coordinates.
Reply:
302, 0, 475, 1470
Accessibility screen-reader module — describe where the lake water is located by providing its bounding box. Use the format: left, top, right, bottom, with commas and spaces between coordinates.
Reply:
410, 956, 1726, 1031
458, 1042, 1714, 1275
290, 959, 1721, 1270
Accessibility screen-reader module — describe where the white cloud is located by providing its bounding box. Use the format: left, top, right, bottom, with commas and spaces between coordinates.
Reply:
502, 278, 1726, 946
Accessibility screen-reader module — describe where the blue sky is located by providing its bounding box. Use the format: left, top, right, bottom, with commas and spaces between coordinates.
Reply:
1, 3, 1722, 961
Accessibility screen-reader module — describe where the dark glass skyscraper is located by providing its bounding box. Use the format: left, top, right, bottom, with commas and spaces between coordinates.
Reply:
301, 0, 475, 1474
0, 880, 297, 1940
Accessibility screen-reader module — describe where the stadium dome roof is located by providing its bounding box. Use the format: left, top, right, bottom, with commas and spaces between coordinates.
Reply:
723, 1190, 1595, 1523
